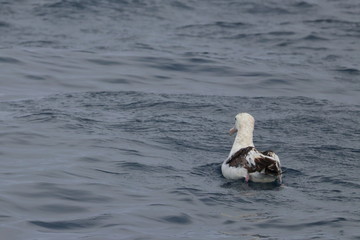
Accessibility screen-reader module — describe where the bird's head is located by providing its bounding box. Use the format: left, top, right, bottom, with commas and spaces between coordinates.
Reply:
229, 112, 255, 136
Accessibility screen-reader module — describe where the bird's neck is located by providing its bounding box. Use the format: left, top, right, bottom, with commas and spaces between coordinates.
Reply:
228, 127, 254, 158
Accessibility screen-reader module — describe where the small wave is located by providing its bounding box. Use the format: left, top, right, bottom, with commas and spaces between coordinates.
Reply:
178, 21, 251, 30
12, 183, 113, 203
45, 1, 88, 11
311, 176, 360, 189
86, 58, 124, 66
292, 1, 317, 8
242, 4, 290, 14
302, 34, 328, 41
36, 204, 87, 213
0, 56, 22, 64
24, 74, 48, 81
117, 161, 176, 174
160, 213, 192, 225
267, 31, 296, 36
29, 214, 111, 230
191, 163, 222, 177
0, 21, 10, 28
304, 18, 360, 34
281, 167, 303, 177
335, 67, 360, 75
170, 1, 193, 10
261, 78, 293, 86
16, 111, 70, 123
20, 40, 58, 48
100, 78, 132, 84
221, 180, 282, 191
256, 217, 347, 231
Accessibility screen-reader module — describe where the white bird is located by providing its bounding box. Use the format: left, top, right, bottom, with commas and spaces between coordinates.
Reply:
221, 113, 282, 183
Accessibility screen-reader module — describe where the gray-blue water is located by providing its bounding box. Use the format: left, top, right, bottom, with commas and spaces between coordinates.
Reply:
0, 1, 359, 239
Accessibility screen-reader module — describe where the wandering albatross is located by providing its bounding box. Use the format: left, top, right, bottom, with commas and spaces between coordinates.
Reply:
221, 113, 282, 183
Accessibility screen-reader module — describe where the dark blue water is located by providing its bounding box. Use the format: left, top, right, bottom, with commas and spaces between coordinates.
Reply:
1, 1, 360, 239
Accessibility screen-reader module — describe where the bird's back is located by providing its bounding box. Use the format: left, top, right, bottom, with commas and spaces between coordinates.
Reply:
223, 146, 282, 181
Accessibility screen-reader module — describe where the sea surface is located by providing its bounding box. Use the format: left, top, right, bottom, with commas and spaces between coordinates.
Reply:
0, 1, 359, 239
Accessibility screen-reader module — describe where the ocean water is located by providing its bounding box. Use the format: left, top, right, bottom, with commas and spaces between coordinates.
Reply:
0, 1, 359, 239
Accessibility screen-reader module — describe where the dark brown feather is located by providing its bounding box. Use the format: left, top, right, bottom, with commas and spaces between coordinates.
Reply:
262, 150, 275, 157
226, 147, 281, 176
226, 146, 254, 167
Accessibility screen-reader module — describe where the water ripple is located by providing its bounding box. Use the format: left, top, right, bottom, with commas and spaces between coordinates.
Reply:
11, 183, 113, 203
160, 214, 192, 225
29, 214, 111, 230
0, 90, 359, 239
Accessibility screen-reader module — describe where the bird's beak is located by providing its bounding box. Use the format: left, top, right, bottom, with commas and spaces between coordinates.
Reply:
229, 127, 237, 136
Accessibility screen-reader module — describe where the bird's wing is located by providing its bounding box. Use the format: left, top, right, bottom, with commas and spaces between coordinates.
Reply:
227, 147, 282, 176
262, 150, 280, 163
226, 146, 254, 168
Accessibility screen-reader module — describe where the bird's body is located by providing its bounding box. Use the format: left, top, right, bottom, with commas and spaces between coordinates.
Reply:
221, 113, 282, 183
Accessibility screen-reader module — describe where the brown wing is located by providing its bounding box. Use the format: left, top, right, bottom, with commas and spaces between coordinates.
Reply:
252, 156, 281, 176
226, 146, 254, 168
262, 150, 278, 159
227, 147, 281, 176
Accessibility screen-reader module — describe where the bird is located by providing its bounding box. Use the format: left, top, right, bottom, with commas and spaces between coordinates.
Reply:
221, 113, 282, 183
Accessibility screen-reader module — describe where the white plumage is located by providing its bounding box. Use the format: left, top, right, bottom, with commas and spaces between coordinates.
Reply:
221, 113, 282, 183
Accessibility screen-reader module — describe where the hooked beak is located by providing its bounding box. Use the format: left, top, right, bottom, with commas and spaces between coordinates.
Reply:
229, 127, 237, 136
